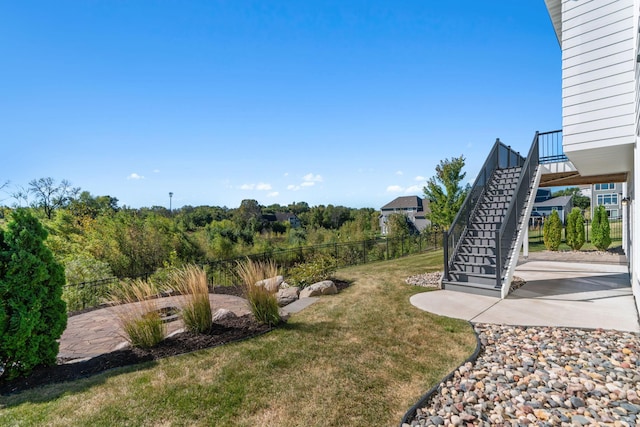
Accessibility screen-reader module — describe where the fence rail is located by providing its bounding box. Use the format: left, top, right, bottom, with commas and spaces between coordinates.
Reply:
63, 233, 442, 312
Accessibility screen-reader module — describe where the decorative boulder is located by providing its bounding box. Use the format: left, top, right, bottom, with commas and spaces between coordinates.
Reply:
277, 286, 300, 307
212, 308, 237, 322
255, 275, 284, 293
299, 280, 337, 298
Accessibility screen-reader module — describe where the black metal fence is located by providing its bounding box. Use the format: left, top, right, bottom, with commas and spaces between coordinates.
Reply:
63, 233, 442, 312
528, 217, 623, 245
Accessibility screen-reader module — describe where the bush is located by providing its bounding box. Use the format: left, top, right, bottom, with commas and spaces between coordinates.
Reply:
287, 254, 336, 288
0, 210, 67, 380
110, 279, 165, 348
592, 205, 611, 251
566, 207, 585, 251
543, 210, 562, 251
236, 259, 280, 326
170, 265, 212, 333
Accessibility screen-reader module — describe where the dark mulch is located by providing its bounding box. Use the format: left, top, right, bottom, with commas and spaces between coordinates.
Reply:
0, 315, 270, 396
1, 278, 351, 396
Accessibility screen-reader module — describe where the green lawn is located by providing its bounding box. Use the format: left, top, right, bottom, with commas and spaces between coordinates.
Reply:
0, 251, 475, 427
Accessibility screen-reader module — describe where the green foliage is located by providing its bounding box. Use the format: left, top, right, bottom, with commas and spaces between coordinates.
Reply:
592, 205, 612, 251
565, 208, 585, 251
63, 255, 114, 311
0, 209, 67, 380
28, 177, 80, 220
123, 312, 165, 349
423, 155, 470, 230
385, 213, 415, 238
543, 210, 562, 251
287, 254, 337, 288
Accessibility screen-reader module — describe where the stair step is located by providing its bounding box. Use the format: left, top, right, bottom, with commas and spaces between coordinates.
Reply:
441, 280, 501, 298
449, 272, 501, 286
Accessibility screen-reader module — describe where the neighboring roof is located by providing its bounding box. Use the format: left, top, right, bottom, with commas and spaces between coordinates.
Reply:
533, 195, 572, 209
381, 196, 427, 211
274, 212, 297, 222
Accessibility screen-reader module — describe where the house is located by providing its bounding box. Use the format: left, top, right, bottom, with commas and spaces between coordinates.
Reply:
262, 212, 301, 229
543, 0, 638, 314
531, 191, 573, 223
591, 183, 623, 220
379, 196, 430, 235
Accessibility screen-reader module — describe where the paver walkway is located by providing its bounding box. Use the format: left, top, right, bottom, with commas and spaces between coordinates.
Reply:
59, 294, 251, 360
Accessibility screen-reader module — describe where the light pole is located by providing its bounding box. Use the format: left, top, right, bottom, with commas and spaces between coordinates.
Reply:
169, 192, 173, 215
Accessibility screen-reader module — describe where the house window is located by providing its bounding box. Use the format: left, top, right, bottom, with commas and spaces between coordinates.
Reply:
597, 194, 618, 205
595, 183, 615, 191
607, 209, 619, 219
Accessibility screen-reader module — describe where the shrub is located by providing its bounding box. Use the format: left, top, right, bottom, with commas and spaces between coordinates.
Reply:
287, 253, 336, 288
0, 210, 68, 380
170, 264, 212, 333
592, 205, 611, 251
110, 279, 165, 348
543, 210, 562, 251
236, 259, 280, 326
566, 207, 585, 251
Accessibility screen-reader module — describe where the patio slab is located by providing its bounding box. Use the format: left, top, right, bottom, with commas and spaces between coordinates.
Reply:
410, 259, 640, 333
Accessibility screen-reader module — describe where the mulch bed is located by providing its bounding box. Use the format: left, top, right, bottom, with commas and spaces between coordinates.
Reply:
0, 315, 271, 396
1, 279, 351, 396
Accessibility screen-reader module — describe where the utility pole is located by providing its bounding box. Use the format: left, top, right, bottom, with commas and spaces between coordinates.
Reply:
169, 192, 173, 215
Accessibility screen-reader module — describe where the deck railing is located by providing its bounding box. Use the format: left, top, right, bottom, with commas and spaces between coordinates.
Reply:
538, 130, 564, 164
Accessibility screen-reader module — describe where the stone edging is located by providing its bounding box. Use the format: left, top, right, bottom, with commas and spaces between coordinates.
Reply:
399, 321, 482, 426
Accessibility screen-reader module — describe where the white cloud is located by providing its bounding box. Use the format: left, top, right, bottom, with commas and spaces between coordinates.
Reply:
301, 181, 315, 187
267, 191, 279, 197
127, 173, 145, 180
256, 182, 272, 191
396, 170, 404, 176
153, 169, 160, 173
404, 185, 422, 193
414, 175, 426, 181
303, 173, 323, 183
240, 184, 254, 190
283, 172, 289, 177
386, 185, 403, 193
287, 184, 300, 191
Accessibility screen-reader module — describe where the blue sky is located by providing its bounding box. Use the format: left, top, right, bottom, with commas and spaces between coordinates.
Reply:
0, 1, 561, 210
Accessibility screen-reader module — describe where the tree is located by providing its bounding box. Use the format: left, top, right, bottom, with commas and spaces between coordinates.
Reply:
566, 207, 585, 251
543, 210, 562, 251
423, 156, 470, 230
592, 205, 611, 251
0, 209, 67, 379
386, 213, 415, 238
29, 177, 81, 219
552, 187, 590, 211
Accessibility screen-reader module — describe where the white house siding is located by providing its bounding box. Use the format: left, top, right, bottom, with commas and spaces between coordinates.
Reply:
561, 0, 636, 174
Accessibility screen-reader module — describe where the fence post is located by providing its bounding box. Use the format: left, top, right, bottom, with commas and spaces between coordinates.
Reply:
362, 240, 366, 264
386, 238, 389, 259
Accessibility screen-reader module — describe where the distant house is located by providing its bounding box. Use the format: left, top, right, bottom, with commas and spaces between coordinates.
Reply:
530, 190, 573, 223
379, 196, 430, 235
262, 212, 301, 229
591, 183, 623, 220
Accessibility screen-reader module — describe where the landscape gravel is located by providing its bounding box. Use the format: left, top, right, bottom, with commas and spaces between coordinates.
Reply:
405, 324, 640, 427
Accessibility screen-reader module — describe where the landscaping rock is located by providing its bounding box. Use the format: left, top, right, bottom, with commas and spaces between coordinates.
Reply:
276, 287, 300, 307
255, 275, 283, 292
299, 280, 337, 298
212, 308, 237, 322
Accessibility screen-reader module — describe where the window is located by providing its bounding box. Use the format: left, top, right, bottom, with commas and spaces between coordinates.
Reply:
597, 193, 618, 205
595, 183, 615, 191
607, 209, 619, 219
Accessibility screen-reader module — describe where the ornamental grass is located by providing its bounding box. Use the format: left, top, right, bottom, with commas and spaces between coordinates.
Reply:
236, 259, 281, 326
170, 264, 212, 334
109, 279, 166, 349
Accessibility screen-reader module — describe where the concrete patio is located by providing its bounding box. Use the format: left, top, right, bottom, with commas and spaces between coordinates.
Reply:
411, 253, 640, 333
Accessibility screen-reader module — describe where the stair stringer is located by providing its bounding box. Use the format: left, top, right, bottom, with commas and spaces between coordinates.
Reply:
499, 165, 542, 298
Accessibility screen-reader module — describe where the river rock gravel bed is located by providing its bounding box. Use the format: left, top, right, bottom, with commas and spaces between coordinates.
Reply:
406, 324, 640, 427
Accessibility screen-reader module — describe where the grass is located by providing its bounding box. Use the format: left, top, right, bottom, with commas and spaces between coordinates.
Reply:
237, 259, 281, 326
170, 265, 212, 334
109, 279, 166, 349
0, 251, 476, 426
